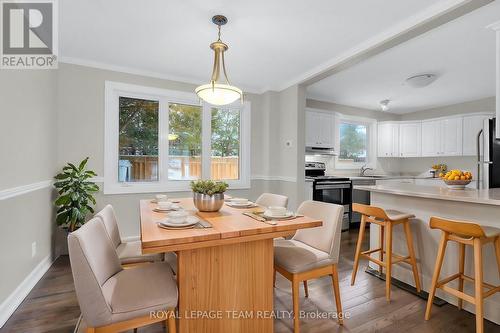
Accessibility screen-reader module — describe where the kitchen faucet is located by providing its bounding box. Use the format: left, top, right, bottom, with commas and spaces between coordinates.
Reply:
360, 164, 374, 176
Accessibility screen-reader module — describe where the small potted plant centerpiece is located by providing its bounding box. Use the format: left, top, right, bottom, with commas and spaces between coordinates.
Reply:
54, 157, 99, 232
190, 179, 228, 212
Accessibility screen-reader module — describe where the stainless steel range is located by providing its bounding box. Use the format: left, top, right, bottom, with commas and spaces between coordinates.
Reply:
305, 162, 352, 231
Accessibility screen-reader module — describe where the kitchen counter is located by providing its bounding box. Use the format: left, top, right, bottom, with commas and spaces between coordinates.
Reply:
360, 184, 500, 324
355, 183, 500, 206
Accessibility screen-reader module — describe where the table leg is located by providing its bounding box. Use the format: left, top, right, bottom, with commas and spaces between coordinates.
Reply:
177, 239, 274, 333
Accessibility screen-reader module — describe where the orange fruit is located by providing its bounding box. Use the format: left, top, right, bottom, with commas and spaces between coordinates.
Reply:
454, 176, 460, 180
460, 176, 466, 180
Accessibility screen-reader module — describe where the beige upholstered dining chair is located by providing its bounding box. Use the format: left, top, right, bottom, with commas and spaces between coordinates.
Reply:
255, 193, 288, 208
68, 217, 177, 333
274, 200, 344, 333
95, 205, 177, 272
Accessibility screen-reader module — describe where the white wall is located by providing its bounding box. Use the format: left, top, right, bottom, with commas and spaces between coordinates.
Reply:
0, 70, 57, 319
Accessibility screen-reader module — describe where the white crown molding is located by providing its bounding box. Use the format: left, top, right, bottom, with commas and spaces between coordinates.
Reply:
0, 180, 53, 201
58, 57, 263, 95
273, 0, 487, 92
251, 175, 297, 183
0, 255, 54, 328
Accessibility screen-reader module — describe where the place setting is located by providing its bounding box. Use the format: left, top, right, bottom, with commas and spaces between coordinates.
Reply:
150, 194, 181, 204
243, 206, 302, 225
157, 210, 213, 230
225, 197, 259, 208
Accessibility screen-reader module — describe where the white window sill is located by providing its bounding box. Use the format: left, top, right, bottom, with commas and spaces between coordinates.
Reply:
103, 181, 250, 195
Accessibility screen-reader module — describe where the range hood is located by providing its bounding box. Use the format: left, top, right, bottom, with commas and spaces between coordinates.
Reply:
305, 146, 338, 156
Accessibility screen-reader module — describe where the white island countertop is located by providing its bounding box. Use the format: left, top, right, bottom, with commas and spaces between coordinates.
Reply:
355, 183, 500, 206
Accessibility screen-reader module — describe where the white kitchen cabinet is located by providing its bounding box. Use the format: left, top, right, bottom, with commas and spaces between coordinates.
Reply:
377, 122, 399, 157
421, 120, 440, 156
305, 181, 313, 200
421, 118, 462, 156
462, 115, 489, 155
399, 122, 421, 157
306, 110, 335, 148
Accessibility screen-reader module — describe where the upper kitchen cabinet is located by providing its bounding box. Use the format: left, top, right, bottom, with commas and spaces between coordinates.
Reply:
422, 117, 463, 156
305, 109, 335, 148
440, 117, 463, 156
399, 122, 421, 157
462, 114, 491, 155
377, 122, 399, 157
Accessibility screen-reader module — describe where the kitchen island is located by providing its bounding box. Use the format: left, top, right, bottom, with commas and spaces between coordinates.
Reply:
354, 183, 500, 324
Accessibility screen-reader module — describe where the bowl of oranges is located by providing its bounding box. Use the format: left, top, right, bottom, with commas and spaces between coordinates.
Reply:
439, 169, 472, 189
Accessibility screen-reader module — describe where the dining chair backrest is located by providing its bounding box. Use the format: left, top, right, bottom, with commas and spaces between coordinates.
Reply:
255, 193, 288, 208
293, 200, 344, 262
352, 203, 388, 221
68, 217, 122, 325
95, 204, 122, 248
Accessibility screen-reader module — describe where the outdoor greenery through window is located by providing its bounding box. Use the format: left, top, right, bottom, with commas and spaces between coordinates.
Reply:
338, 121, 368, 166
211, 107, 240, 180
168, 103, 202, 180
106, 82, 250, 193
118, 97, 159, 182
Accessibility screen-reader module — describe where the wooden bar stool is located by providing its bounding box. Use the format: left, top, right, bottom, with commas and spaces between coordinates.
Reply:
425, 216, 500, 333
351, 203, 421, 301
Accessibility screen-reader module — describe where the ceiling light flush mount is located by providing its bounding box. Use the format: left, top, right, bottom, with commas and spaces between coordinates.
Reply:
405, 73, 437, 88
195, 15, 243, 106
380, 99, 390, 111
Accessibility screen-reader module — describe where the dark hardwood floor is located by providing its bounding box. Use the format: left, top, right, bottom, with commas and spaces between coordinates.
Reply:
1, 229, 498, 333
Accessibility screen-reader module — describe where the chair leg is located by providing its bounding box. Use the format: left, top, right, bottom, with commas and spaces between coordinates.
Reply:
425, 233, 448, 320
351, 216, 367, 286
303, 280, 309, 298
331, 264, 344, 325
385, 222, 393, 301
494, 236, 500, 279
292, 276, 300, 333
458, 242, 465, 310
273, 269, 276, 287
379, 225, 384, 274
86, 329, 95, 333
473, 238, 484, 333
167, 309, 177, 333
403, 220, 421, 293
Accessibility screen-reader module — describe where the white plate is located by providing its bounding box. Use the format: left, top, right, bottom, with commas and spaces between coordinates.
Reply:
226, 202, 257, 208
159, 216, 199, 228
153, 204, 181, 212
263, 211, 294, 219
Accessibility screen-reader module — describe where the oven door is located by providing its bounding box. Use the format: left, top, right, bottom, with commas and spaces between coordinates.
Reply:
313, 181, 352, 231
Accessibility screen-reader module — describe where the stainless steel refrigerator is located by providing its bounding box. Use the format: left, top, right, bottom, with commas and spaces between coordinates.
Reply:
478, 118, 500, 189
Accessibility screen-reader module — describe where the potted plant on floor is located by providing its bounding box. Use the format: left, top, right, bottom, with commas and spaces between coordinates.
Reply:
190, 179, 228, 212
54, 157, 99, 232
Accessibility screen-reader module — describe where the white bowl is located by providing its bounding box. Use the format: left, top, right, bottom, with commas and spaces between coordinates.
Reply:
267, 206, 287, 216
167, 210, 189, 224
158, 201, 173, 210
231, 198, 249, 204
156, 194, 168, 202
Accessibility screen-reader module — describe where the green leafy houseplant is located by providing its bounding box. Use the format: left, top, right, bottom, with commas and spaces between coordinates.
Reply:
54, 157, 99, 232
190, 179, 228, 195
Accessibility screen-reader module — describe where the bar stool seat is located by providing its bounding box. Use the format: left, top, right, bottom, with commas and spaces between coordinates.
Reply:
425, 217, 500, 333
385, 210, 415, 221
351, 203, 421, 301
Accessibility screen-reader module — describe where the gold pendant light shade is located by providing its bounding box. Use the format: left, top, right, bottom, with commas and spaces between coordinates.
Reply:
195, 15, 243, 106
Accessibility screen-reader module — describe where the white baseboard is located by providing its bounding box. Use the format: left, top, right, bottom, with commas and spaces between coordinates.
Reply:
0, 255, 55, 328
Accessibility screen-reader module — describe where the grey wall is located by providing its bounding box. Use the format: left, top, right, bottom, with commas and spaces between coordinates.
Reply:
306, 99, 399, 121
0, 71, 56, 306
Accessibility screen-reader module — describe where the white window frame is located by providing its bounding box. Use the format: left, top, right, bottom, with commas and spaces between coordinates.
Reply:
104, 81, 251, 194
334, 114, 377, 170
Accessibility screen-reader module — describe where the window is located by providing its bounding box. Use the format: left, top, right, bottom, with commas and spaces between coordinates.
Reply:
105, 82, 250, 194
335, 116, 375, 169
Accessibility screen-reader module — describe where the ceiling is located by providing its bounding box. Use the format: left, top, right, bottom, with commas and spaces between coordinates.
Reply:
59, 0, 456, 93
307, 1, 500, 114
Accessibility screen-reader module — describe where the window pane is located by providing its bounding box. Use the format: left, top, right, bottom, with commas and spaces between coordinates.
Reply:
339, 122, 367, 164
168, 103, 202, 180
211, 107, 240, 180
118, 97, 159, 182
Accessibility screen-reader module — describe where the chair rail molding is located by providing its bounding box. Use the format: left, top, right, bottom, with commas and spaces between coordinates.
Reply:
251, 175, 297, 183
0, 255, 54, 328
0, 180, 53, 201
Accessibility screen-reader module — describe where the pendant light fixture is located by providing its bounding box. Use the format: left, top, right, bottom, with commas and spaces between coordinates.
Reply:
195, 15, 243, 106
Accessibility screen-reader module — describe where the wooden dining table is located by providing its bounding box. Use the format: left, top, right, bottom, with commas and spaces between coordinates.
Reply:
140, 198, 322, 333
